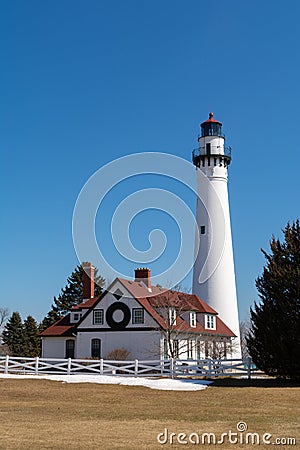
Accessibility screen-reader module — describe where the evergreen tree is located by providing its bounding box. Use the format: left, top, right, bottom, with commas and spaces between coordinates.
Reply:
247, 220, 300, 380
41, 263, 105, 330
23, 315, 41, 357
2, 312, 26, 356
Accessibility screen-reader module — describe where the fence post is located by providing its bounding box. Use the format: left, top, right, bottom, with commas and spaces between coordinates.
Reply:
100, 358, 103, 375
67, 358, 71, 375
170, 358, 174, 379
35, 357, 39, 375
4, 355, 9, 374
134, 359, 138, 377
160, 358, 164, 375
208, 359, 212, 378
247, 357, 252, 379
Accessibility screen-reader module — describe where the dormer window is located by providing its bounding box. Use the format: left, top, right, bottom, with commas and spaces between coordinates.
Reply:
190, 311, 197, 328
205, 314, 216, 330
72, 313, 81, 322
169, 308, 176, 326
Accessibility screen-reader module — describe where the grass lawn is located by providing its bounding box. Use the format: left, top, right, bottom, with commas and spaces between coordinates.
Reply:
0, 378, 299, 449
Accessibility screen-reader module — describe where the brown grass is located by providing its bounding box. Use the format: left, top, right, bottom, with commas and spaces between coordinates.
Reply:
0, 378, 299, 449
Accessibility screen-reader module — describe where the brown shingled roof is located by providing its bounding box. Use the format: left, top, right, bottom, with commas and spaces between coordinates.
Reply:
40, 278, 235, 338
39, 315, 74, 337
70, 297, 99, 311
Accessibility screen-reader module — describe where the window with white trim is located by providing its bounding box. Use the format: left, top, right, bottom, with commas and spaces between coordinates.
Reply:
190, 311, 197, 328
205, 314, 216, 330
132, 308, 144, 324
187, 340, 194, 359
93, 309, 104, 325
91, 338, 101, 358
65, 340, 75, 359
196, 341, 202, 360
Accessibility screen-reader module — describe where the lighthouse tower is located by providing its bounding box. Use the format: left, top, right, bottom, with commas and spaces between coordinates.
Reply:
192, 113, 241, 358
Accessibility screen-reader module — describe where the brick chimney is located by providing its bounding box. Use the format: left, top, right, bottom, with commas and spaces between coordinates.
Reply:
134, 268, 151, 289
82, 262, 95, 300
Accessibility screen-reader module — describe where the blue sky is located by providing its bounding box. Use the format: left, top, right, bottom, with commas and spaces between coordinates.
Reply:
1, 0, 299, 322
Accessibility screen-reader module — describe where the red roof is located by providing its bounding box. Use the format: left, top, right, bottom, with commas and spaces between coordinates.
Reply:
201, 112, 222, 126
40, 278, 235, 338
40, 315, 74, 337
70, 297, 98, 311
118, 280, 235, 337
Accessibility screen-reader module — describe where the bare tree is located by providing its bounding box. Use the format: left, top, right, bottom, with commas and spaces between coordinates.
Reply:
240, 319, 251, 358
0, 307, 10, 355
146, 285, 235, 360
0, 307, 9, 326
149, 288, 197, 358
0, 307, 9, 336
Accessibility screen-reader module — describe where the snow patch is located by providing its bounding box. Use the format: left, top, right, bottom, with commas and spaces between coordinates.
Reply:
0, 374, 211, 391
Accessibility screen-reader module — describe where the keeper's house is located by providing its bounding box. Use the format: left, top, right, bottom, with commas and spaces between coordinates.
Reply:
40, 265, 235, 360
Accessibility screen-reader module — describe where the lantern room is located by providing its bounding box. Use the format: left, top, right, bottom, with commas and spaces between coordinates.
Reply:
200, 112, 223, 137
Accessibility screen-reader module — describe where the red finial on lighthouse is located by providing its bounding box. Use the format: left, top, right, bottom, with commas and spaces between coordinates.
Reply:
201, 112, 222, 126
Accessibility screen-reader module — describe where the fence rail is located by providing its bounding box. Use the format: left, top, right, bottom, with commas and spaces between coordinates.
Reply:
0, 356, 262, 379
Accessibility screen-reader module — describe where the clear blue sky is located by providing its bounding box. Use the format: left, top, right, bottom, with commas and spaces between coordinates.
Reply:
1, 0, 299, 323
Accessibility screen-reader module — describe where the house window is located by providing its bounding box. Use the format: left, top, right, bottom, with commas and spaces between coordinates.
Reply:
93, 309, 104, 325
113, 289, 123, 300
73, 313, 80, 321
190, 311, 197, 328
200, 225, 206, 235
132, 308, 144, 324
169, 308, 176, 326
205, 314, 216, 330
196, 341, 202, 360
205, 341, 211, 358
163, 339, 179, 359
187, 340, 194, 359
173, 340, 179, 358
91, 338, 101, 358
65, 340, 75, 359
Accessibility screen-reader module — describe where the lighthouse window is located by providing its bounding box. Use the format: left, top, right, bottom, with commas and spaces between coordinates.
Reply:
200, 226, 206, 235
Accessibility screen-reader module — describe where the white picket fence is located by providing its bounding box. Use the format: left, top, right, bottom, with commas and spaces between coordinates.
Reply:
0, 356, 261, 379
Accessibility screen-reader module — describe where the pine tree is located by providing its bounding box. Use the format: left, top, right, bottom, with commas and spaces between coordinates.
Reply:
247, 220, 300, 380
2, 312, 26, 356
41, 263, 105, 330
23, 316, 41, 357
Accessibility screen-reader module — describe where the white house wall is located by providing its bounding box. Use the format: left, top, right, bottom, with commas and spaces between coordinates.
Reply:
76, 330, 161, 359
41, 337, 75, 359
78, 280, 158, 329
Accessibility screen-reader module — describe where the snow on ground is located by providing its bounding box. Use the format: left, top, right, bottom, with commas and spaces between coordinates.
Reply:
0, 374, 211, 391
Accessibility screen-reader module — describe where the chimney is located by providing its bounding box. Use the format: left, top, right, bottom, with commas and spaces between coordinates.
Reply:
134, 268, 151, 289
82, 262, 95, 300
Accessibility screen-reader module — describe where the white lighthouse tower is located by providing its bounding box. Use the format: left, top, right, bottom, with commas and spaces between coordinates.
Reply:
192, 112, 241, 358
